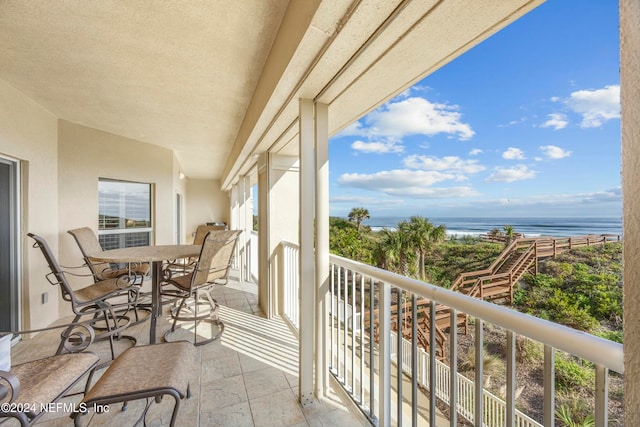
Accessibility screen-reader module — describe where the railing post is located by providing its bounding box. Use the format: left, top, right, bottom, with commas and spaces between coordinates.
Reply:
449, 309, 458, 427
379, 282, 391, 427
475, 318, 484, 426
595, 364, 609, 427
506, 331, 516, 427
543, 345, 555, 427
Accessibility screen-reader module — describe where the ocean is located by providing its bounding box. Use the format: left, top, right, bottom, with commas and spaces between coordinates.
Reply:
364, 217, 623, 238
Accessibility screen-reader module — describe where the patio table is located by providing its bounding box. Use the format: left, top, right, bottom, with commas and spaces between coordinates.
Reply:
88, 245, 201, 344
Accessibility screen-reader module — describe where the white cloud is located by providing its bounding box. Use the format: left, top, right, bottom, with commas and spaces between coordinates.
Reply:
566, 85, 620, 128
362, 97, 475, 140
486, 165, 536, 183
502, 147, 526, 160
539, 145, 572, 159
469, 148, 483, 156
338, 169, 479, 198
330, 195, 400, 206
336, 121, 366, 137
540, 113, 569, 130
403, 154, 485, 174
351, 140, 404, 154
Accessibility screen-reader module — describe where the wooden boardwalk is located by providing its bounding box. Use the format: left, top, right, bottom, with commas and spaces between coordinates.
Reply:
365, 234, 621, 359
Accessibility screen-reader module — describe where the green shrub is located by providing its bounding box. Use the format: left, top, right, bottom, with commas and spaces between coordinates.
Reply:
555, 355, 595, 392
595, 329, 623, 343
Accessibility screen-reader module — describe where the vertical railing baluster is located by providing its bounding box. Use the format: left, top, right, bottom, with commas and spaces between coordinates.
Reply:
397, 288, 403, 427
543, 345, 555, 427
344, 268, 348, 388
450, 308, 458, 427
330, 263, 335, 372
360, 274, 365, 405
379, 282, 391, 427
430, 300, 437, 427
507, 330, 516, 427
337, 266, 342, 379
412, 294, 418, 427
352, 270, 356, 395
369, 278, 375, 419
595, 364, 609, 427
475, 318, 484, 427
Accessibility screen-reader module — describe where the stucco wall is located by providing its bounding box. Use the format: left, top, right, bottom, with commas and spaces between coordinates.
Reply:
185, 178, 229, 242
57, 120, 178, 314
621, 0, 640, 422
0, 81, 60, 329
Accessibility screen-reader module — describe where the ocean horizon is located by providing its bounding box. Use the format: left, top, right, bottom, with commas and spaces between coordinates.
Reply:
359, 216, 623, 238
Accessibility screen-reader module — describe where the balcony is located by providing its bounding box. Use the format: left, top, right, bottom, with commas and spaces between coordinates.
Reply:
280, 242, 623, 427
8, 274, 370, 427
1, 1, 639, 425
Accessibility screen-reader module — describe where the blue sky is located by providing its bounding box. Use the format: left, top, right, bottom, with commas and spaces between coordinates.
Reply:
329, 0, 621, 219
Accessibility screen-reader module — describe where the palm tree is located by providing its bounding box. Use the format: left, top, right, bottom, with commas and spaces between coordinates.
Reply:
401, 216, 433, 281
503, 225, 515, 244
375, 228, 414, 277
348, 207, 370, 232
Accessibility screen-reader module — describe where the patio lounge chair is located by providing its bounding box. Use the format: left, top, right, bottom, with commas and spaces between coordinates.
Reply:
161, 230, 240, 346
0, 323, 100, 427
27, 233, 138, 360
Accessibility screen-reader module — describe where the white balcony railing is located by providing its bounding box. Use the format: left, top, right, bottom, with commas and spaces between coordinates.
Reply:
279, 242, 623, 427
281, 241, 300, 331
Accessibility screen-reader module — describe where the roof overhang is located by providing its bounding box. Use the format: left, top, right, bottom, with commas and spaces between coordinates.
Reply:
0, 0, 544, 185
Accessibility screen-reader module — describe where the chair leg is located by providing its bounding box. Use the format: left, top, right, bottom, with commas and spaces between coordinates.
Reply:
170, 297, 187, 333
56, 313, 84, 355
193, 289, 199, 346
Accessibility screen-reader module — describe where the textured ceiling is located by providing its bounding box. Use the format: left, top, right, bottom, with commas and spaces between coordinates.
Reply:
0, 0, 544, 184
0, 0, 288, 179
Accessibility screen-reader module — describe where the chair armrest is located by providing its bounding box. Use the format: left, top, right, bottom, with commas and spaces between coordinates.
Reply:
0, 370, 20, 404
8, 322, 96, 354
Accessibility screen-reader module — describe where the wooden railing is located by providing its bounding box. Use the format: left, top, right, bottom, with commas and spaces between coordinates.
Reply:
450, 234, 618, 302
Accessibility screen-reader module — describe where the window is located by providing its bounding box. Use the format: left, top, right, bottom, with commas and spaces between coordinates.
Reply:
98, 179, 152, 250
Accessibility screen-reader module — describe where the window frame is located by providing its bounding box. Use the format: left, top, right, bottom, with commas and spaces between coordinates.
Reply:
97, 178, 154, 249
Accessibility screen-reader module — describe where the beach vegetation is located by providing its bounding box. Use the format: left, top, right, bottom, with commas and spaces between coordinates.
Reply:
347, 207, 370, 233
513, 244, 622, 333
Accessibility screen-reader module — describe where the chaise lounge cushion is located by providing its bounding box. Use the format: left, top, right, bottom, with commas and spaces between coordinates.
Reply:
81, 342, 195, 405
7, 352, 99, 417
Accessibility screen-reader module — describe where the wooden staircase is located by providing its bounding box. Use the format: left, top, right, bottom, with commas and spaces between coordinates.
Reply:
449, 239, 537, 303
360, 234, 618, 363
364, 298, 467, 360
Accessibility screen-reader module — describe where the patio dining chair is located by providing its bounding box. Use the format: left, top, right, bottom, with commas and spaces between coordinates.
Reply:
160, 230, 240, 346
163, 224, 229, 279
68, 227, 150, 324
27, 233, 138, 361
68, 226, 150, 282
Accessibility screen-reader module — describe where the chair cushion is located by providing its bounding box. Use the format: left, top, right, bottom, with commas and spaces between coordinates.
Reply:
99, 263, 151, 280
82, 342, 195, 404
9, 353, 99, 416
73, 278, 131, 304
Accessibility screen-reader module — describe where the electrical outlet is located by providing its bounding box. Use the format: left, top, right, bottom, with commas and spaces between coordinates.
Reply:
42, 292, 48, 304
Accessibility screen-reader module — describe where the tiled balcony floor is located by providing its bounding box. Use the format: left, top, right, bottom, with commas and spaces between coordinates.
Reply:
8, 278, 370, 427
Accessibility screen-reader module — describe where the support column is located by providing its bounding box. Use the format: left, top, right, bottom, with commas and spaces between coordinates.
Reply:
237, 174, 252, 282
621, 1, 640, 423
299, 98, 315, 406
229, 183, 240, 231
315, 102, 329, 399
257, 153, 299, 319
257, 155, 270, 316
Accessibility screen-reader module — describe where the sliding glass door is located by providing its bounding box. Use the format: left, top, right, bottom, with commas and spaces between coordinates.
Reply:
0, 156, 20, 332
